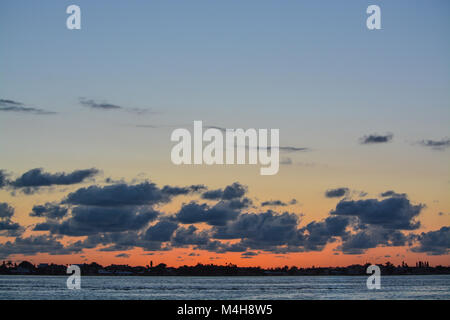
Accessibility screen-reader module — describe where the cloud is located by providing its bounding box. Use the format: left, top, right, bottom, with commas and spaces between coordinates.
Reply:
11, 168, 99, 192
0, 235, 81, 258
418, 139, 450, 150
0, 203, 14, 219
330, 195, 423, 230
115, 253, 130, 258
213, 211, 301, 248
0, 106, 56, 115
278, 146, 310, 153
171, 225, 210, 246
0, 220, 24, 237
0, 170, 8, 188
241, 251, 258, 258
29, 203, 68, 220
339, 227, 409, 254
0, 99, 56, 115
411, 227, 450, 255
79, 98, 152, 114
1, 173, 443, 257
188, 252, 200, 256
0, 203, 23, 237
380, 190, 406, 198
261, 199, 297, 207
201, 182, 247, 200
360, 133, 393, 144
79, 98, 122, 110
143, 220, 179, 242
64, 181, 201, 206
76, 231, 165, 252
0, 99, 22, 106
225, 198, 253, 210
175, 202, 240, 226
302, 216, 350, 251
325, 187, 349, 198
36, 206, 159, 236
161, 184, 206, 196
254, 146, 310, 153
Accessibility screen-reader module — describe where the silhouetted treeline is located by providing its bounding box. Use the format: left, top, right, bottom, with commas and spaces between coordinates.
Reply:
1, 260, 449, 276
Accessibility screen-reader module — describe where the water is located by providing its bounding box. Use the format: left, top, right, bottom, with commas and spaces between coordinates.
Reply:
0, 275, 449, 300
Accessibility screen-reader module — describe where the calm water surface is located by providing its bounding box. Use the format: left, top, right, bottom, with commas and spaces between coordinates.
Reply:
0, 275, 449, 300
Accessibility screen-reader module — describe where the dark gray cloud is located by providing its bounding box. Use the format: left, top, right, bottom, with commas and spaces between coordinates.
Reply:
418, 139, 450, 150
0, 203, 14, 219
330, 195, 423, 230
380, 190, 406, 198
171, 225, 210, 246
360, 133, 393, 144
198, 212, 349, 254
223, 198, 253, 210
2, 174, 446, 257
161, 184, 206, 196
35, 206, 159, 236
261, 200, 287, 207
411, 227, 450, 255
241, 251, 258, 258
76, 231, 150, 252
339, 227, 409, 255
0, 220, 24, 237
261, 199, 297, 207
11, 168, 99, 191
213, 211, 300, 246
302, 216, 350, 251
0, 203, 23, 237
0, 235, 81, 258
325, 187, 349, 198
201, 182, 247, 200
64, 181, 201, 206
0, 170, 8, 188
115, 253, 130, 258
144, 220, 179, 242
175, 202, 240, 226
29, 203, 68, 220
0, 99, 56, 115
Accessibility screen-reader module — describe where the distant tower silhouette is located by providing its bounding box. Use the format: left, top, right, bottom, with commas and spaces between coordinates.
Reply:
150, 260, 153, 268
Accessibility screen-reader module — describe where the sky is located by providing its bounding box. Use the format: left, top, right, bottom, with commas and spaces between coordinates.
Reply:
0, 0, 449, 268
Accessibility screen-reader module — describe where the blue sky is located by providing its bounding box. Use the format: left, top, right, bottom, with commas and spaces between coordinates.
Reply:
1, 1, 449, 172
1, 0, 449, 190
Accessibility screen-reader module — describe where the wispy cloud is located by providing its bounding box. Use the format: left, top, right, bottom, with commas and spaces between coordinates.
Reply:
278, 146, 310, 152
79, 98, 154, 114
418, 138, 450, 150
79, 98, 121, 110
360, 133, 393, 144
0, 99, 56, 115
